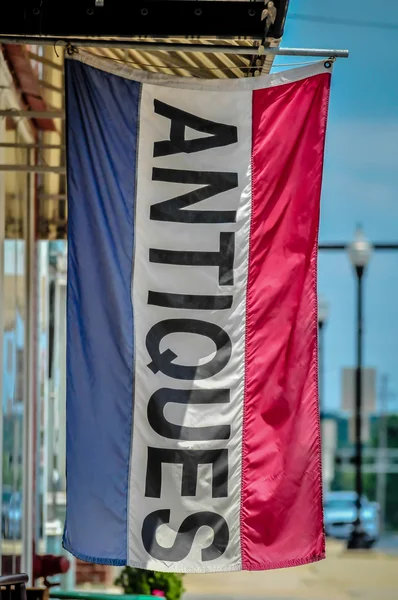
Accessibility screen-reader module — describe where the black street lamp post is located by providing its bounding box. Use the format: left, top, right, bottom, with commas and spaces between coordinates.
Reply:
347, 227, 372, 550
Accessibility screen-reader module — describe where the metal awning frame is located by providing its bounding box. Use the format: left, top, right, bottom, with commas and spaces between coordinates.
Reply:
0, 39, 349, 140
0, 164, 66, 173
0, 142, 64, 149
0, 0, 291, 40
0, 21, 348, 174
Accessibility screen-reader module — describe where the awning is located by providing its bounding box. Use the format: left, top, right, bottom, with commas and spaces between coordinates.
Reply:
2, 44, 56, 132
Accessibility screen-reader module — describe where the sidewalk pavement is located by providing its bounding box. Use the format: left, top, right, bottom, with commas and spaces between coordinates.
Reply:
183, 540, 398, 600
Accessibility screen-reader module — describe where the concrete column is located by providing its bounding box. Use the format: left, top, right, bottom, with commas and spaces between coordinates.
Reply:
21, 149, 36, 582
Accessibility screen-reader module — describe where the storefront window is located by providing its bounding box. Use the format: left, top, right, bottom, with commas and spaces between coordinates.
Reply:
1, 129, 28, 574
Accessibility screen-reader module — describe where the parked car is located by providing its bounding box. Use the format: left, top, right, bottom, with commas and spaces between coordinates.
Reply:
2, 490, 22, 540
324, 491, 379, 547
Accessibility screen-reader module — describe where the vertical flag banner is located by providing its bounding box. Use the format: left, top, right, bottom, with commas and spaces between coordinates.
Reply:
64, 52, 331, 573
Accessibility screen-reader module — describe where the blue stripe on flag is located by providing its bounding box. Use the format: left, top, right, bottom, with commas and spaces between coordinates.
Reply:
63, 59, 140, 564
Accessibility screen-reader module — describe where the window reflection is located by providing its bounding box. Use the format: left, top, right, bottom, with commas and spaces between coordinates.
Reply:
2, 130, 27, 574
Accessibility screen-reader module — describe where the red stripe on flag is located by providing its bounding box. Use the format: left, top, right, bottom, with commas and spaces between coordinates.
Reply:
241, 73, 331, 570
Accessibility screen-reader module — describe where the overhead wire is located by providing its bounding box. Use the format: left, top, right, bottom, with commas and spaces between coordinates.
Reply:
83, 49, 321, 73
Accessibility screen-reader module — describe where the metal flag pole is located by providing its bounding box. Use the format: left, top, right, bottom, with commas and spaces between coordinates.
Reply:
0, 37, 349, 58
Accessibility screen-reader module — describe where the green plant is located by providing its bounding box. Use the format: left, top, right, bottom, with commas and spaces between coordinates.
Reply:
115, 567, 184, 600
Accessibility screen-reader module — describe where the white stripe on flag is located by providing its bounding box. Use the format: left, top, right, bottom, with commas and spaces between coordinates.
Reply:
128, 84, 252, 572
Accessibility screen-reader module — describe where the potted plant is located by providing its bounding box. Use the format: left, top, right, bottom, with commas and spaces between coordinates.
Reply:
115, 567, 184, 600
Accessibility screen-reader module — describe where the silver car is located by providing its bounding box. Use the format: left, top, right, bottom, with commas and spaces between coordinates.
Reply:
324, 491, 380, 547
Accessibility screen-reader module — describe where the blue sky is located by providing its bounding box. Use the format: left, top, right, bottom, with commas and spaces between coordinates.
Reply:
273, 1, 398, 412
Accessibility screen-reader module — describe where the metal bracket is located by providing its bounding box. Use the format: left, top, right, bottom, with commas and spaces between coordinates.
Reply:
248, 0, 278, 77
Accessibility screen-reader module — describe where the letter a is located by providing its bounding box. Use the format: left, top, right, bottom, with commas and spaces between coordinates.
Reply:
153, 100, 238, 157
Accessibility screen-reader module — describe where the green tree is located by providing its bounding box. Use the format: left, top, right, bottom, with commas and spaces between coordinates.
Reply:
364, 415, 398, 530
332, 469, 354, 492
333, 415, 398, 531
